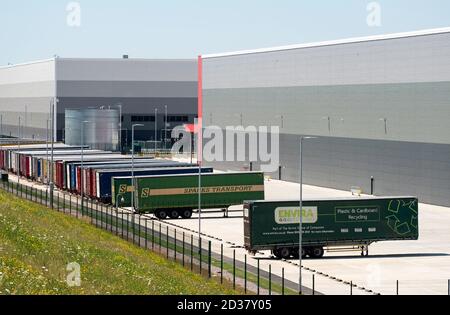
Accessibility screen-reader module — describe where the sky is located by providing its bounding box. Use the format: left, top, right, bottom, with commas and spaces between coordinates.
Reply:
1, 0, 449, 64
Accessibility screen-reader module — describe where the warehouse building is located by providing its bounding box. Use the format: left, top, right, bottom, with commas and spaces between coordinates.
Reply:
0, 57, 198, 148
201, 27, 450, 207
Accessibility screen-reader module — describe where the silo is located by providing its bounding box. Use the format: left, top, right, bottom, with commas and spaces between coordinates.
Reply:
65, 109, 83, 146
84, 108, 119, 151
65, 108, 120, 151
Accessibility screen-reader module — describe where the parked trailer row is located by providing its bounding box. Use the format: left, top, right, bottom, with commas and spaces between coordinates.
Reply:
79, 162, 197, 199
0, 144, 87, 173
244, 197, 419, 259
113, 172, 266, 219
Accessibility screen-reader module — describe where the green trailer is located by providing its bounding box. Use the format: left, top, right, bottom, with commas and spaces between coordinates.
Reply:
244, 197, 419, 259
113, 172, 265, 219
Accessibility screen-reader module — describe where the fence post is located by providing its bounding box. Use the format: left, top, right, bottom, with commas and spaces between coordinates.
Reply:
233, 250, 236, 290
190, 234, 194, 271
126, 213, 130, 241
221, 244, 224, 285
121, 211, 124, 239
159, 223, 162, 254
166, 226, 169, 259
69, 195, 72, 215
257, 259, 260, 295
96, 201, 99, 228
138, 215, 142, 248
109, 206, 113, 233
182, 232, 185, 267
145, 219, 148, 249
312, 274, 315, 296
396, 280, 399, 295
76, 195, 79, 217
448, 279, 450, 296
269, 264, 272, 296
174, 229, 177, 262
244, 254, 247, 293
199, 238, 203, 275
282, 268, 285, 296
350, 281, 353, 295
152, 220, 155, 250
116, 207, 119, 236
208, 241, 212, 279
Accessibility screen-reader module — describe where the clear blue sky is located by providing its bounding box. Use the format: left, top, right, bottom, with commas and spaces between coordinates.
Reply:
1, 0, 449, 64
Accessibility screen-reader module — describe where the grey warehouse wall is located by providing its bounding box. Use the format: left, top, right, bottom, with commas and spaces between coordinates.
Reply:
202, 29, 450, 207
0, 58, 198, 144
0, 59, 55, 139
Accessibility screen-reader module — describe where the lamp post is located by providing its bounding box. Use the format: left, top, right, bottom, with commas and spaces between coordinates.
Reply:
17, 116, 21, 183
46, 119, 49, 185
131, 124, 144, 211
1, 113, 3, 136
80, 120, 90, 214
49, 99, 56, 209
299, 136, 317, 295
164, 105, 168, 150
113, 103, 123, 152
154, 108, 158, 156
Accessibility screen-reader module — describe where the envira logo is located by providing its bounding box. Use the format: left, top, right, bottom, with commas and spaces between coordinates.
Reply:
275, 207, 318, 225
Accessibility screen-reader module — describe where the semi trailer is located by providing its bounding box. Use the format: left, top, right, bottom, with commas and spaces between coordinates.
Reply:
113, 172, 265, 219
94, 166, 213, 203
244, 197, 419, 259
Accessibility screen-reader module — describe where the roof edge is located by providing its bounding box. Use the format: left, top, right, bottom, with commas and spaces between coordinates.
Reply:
0, 58, 56, 70
202, 27, 450, 59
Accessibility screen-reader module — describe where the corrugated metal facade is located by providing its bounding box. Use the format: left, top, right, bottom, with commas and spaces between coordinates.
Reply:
0, 58, 198, 144
202, 29, 450, 206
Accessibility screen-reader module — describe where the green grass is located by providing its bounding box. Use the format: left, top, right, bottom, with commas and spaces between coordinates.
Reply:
0, 190, 242, 295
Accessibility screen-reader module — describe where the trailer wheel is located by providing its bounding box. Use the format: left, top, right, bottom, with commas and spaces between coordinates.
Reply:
155, 210, 168, 220
278, 247, 291, 259
181, 209, 193, 219
310, 247, 325, 259
169, 210, 180, 219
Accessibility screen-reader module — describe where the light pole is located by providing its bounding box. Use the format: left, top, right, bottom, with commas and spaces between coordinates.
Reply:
49, 99, 56, 209
113, 103, 123, 152
17, 116, 21, 183
164, 105, 168, 150
24, 105, 27, 140
154, 108, 158, 156
131, 124, 144, 211
80, 120, 90, 214
299, 136, 317, 295
46, 119, 49, 185
1, 113, 3, 136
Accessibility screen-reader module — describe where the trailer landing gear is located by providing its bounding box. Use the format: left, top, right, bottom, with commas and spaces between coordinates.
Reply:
361, 246, 369, 257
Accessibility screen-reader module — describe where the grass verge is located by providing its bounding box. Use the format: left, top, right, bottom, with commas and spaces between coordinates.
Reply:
0, 190, 242, 295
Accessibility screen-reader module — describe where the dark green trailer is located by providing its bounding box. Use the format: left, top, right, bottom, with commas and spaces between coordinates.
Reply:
121, 172, 265, 219
244, 197, 419, 259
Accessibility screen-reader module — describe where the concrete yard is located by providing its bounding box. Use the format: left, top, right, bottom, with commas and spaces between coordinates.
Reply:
166, 178, 450, 295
